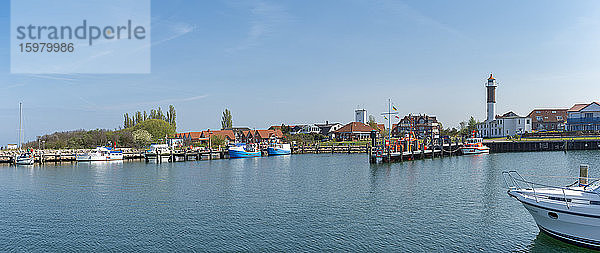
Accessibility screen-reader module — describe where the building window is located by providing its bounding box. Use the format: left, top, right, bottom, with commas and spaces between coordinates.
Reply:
536, 116, 543, 121
556, 116, 563, 120
585, 113, 593, 118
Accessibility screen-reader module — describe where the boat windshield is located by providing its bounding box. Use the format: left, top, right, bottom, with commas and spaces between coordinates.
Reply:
585, 180, 600, 193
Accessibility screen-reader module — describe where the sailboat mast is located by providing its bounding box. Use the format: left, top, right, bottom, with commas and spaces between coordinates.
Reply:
18, 102, 23, 149
388, 99, 391, 141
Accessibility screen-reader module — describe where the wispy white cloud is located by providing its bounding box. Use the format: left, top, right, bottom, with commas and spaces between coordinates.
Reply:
1, 83, 26, 90
377, 0, 467, 40
226, 1, 290, 53
98, 94, 209, 110
149, 21, 196, 48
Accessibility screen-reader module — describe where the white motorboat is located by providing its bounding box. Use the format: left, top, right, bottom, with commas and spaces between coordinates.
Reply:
15, 152, 34, 165
76, 146, 124, 161
503, 170, 600, 249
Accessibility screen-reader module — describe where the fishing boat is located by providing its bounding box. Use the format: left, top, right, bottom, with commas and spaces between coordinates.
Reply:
15, 152, 34, 165
228, 143, 261, 158
267, 143, 291, 156
503, 170, 600, 249
76, 146, 124, 161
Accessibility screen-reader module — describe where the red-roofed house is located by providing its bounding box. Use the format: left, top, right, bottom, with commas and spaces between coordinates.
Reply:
567, 102, 600, 131
252, 129, 284, 143
175, 132, 205, 143
201, 130, 236, 142
334, 122, 376, 141
527, 109, 567, 131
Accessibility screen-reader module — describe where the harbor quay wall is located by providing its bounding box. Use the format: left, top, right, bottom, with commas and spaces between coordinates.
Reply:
484, 140, 600, 153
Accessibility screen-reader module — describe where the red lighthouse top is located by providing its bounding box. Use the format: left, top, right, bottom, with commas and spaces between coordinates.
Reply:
488, 73, 495, 80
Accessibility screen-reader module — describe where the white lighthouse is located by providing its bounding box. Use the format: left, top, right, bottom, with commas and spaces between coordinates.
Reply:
486, 73, 497, 122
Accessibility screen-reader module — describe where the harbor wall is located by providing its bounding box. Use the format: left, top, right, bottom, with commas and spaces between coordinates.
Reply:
484, 140, 600, 153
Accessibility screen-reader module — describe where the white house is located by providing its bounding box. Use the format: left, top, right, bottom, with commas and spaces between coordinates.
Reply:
315, 122, 344, 139
477, 111, 532, 138
475, 74, 532, 138
290, 124, 321, 135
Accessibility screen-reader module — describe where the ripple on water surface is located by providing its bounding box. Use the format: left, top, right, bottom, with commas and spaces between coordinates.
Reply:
0, 151, 599, 252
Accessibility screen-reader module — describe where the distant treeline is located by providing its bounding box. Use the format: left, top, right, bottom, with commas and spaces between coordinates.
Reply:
24, 106, 178, 149
124, 105, 176, 129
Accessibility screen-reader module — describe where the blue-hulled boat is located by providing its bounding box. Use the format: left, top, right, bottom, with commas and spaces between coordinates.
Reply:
228, 143, 261, 158
267, 143, 291, 156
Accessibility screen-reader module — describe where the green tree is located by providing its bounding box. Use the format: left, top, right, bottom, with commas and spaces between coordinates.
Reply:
157, 107, 165, 121
467, 116, 478, 133
124, 113, 131, 128
135, 111, 143, 125
131, 119, 176, 142
167, 105, 176, 128
210, 135, 226, 148
132, 129, 152, 147
367, 115, 378, 130
221, 109, 232, 129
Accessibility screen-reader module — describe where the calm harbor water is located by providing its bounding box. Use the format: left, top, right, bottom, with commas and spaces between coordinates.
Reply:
0, 151, 599, 252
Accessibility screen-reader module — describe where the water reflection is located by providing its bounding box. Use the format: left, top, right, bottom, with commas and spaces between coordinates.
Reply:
524, 232, 593, 253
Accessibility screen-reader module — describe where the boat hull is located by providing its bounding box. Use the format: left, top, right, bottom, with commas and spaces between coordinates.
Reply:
76, 154, 124, 161
228, 149, 261, 158
267, 147, 291, 156
510, 191, 600, 249
461, 147, 490, 155
15, 158, 34, 165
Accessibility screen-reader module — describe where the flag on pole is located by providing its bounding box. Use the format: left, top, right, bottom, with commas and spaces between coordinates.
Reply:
384, 116, 388, 120
395, 115, 400, 119
392, 106, 397, 111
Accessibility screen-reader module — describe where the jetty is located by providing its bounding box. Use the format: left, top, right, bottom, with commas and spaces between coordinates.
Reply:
0, 149, 229, 164
368, 137, 463, 163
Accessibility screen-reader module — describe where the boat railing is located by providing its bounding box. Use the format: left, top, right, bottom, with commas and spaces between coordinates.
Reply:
502, 171, 600, 209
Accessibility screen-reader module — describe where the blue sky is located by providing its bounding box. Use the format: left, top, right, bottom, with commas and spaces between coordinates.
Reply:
2, 0, 600, 145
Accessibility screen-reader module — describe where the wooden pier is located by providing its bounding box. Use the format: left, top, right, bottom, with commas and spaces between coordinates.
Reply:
369, 142, 463, 163
143, 150, 226, 163
291, 144, 369, 154
0, 149, 228, 164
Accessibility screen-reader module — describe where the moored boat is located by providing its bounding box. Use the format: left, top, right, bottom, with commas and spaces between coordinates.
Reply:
460, 137, 490, 155
76, 146, 124, 161
503, 169, 600, 249
144, 144, 172, 162
15, 152, 34, 165
228, 143, 261, 158
267, 143, 291, 156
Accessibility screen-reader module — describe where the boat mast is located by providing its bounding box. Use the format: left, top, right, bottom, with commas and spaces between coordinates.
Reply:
380, 99, 398, 146
18, 102, 22, 150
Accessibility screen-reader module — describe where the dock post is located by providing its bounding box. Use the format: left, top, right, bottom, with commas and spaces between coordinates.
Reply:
580, 164, 589, 186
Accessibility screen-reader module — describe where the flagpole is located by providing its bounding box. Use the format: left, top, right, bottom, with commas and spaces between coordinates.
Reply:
388, 99, 391, 142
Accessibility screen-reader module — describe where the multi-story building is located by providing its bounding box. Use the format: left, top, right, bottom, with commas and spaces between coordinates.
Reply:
527, 109, 567, 131
391, 114, 440, 138
355, 109, 367, 124
567, 102, 600, 131
476, 74, 532, 137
